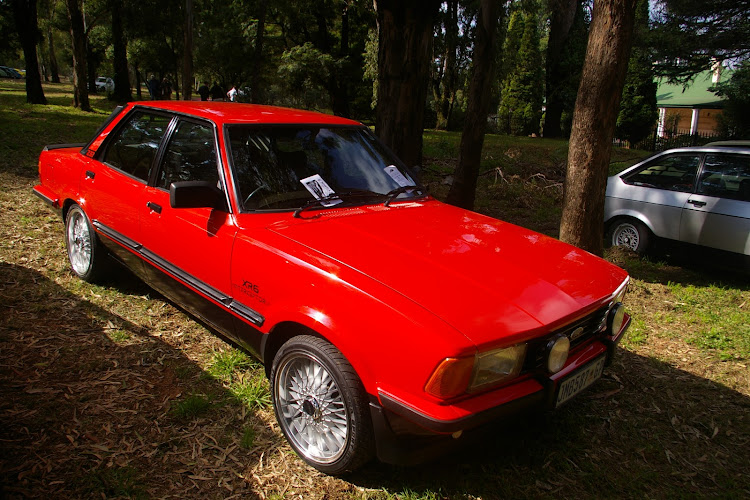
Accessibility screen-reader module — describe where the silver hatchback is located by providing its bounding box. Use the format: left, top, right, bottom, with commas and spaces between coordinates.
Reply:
604, 146, 750, 260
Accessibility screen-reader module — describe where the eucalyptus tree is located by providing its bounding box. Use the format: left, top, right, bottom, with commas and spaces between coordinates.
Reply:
560, 0, 638, 255
374, 0, 440, 169
9, 0, 47, 104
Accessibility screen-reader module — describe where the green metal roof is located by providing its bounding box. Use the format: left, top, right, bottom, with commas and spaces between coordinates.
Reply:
656, 69, 733, 109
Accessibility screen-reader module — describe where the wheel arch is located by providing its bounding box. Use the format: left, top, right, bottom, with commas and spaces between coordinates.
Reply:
605, 211, 655, 236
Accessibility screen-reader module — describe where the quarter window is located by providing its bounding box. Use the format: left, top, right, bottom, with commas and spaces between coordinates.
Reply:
698, 154, 750, 201
102, 111, 171, 181
623, 154, 700, 193
157, 120, 219, 190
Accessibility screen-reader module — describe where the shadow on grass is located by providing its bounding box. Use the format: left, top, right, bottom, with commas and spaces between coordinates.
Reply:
347, 349, 750, 498
607, 245, 750, 290
0, 263, 266, 498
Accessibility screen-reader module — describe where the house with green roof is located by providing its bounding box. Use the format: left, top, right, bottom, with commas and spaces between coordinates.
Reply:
656, 66, 732, 137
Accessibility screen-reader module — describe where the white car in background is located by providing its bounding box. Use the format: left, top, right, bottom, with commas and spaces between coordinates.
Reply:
95, 77, 114, 93
604, 146, 750, 268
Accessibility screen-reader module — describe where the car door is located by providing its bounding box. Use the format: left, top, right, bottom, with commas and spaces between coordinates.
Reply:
82, 109, 172, 273
139, 117, 240, 336
679, 153, 750, 255
618, 153, 702, 241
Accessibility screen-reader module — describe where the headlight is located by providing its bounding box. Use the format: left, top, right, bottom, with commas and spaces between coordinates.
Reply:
469, 344, 527, 392
546, 335, 570, 373
608, 303, 626, 335
424, 344, 527, 399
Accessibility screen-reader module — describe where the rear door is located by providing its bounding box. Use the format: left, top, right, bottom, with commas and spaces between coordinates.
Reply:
82, 109, 172, 270
679, 153, 750, 255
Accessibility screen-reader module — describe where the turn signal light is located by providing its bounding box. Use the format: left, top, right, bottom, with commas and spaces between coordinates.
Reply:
424, 357, 474, 399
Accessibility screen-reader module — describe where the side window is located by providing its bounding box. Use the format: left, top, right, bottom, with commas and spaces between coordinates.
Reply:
157, 120, 219, 190
698, 154, 750, 201
102, 112, 171, 181
623, 154, 700, 193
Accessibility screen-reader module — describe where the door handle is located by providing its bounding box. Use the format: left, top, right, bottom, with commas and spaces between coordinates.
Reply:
688, 199, 707, 207
147, 201, 162, 214
85, 170, 95, 179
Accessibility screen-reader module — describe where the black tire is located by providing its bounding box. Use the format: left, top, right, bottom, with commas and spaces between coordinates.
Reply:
607, 218, 651, 254
64, 204, 108, 283
270, 335, 374, 475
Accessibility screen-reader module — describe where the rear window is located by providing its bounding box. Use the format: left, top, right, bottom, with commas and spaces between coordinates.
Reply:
697, 154, 750, 201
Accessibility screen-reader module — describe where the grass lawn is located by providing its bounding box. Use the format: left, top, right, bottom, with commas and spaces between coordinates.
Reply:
1, 80, 748, 499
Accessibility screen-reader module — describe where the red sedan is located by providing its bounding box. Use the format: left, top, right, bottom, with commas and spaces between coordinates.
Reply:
34, 101, 630, 474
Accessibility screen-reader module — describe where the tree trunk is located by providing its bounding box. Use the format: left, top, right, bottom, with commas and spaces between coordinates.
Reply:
543, 0, 578, 138
434, 0, 458, 130
67, 0, 91, 110
182, 0, 193, 101
250, 0, 267, 104
11, 0, 47, 104
46, 3, 60, 84
329, 2, 351, 117
445, 0, 500, 210
111, 0, 131, 102
374, 0, 440, 169
559, 0, 638, 255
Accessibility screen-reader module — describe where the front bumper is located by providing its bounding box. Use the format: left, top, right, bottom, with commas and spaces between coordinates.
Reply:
370, 314, 631, 465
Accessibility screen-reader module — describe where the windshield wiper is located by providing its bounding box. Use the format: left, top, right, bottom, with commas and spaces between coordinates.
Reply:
384, 185, 424, 207
293, 191, 382, 218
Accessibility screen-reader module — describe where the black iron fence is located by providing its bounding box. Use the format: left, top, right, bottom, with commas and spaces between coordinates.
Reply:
614, 128, 728, 152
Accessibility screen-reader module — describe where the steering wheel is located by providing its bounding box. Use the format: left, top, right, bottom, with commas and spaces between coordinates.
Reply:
244, 184, 271, 208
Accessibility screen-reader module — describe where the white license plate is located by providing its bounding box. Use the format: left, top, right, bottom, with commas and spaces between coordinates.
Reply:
555, 355, 606, 408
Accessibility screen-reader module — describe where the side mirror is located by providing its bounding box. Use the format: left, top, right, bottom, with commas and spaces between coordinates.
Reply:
170, 181, 226, 210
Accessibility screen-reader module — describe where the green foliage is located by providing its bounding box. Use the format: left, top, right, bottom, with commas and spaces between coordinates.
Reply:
651, 0, 750, 81
616, 0, 658, 144
498, 4, 544, 136
171, 393, 212, 419
277, 42, 334, 109
710, 61, 750, 138
240, 426, 256, 449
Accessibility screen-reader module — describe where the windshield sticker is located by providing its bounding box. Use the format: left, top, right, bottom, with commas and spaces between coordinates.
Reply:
384, 165, 412, 187
300, 174, 342, 206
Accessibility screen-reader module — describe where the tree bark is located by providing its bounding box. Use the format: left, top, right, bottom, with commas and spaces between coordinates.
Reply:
434, 0, 458, 130
445, 0, 500, 210
111, 0, 131, 102
559, 0, 638, 255
543, 0, 578, 138
182, 0, 193, 101
11, 0, 47, 104
374, 0, 440, 169
66, 0, 91, 110
46, 1, 60, 84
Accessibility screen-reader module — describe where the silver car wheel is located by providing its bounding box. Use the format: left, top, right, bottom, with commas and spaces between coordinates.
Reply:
274, 351, 349, 464
67, 208, 93, 276
612, 222, 640, 251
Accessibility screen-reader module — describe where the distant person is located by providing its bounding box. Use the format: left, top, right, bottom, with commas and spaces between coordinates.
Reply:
210, 82, 224, 101
227, 85, 238, 102
147, 75, 160, 100
197, 82, 209, 101
161, 77, 172, 100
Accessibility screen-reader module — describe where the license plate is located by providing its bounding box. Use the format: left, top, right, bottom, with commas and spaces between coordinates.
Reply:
555, 355, 606, 408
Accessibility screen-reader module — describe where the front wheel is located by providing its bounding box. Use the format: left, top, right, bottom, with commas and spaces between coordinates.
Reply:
64, 205, 108, 282
607, 219, 650, 254
270, 335, 374, 475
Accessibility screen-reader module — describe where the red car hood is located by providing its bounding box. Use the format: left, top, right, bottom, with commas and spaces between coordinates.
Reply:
268, 201, 628, 347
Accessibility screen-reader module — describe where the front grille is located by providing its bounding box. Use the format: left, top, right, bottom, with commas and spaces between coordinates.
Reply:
523, 304, 610, 372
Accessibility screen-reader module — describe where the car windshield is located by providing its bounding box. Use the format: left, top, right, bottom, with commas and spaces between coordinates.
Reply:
227, 125, 421, 212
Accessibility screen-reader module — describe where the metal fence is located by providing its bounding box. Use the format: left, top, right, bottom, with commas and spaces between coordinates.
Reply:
614, 128, 728, 152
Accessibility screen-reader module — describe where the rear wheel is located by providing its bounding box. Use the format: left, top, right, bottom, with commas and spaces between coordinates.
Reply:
608, 219, 650, 254
64, 205, 108, 282
270, 335, 374, 475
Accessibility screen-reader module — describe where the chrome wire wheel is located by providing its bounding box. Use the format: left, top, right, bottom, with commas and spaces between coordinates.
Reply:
612, 222, 640, 251
274, 351, 349, 464
66, 208, 93, 276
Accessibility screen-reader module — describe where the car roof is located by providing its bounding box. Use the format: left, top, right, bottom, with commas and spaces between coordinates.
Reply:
704, 140, 750, 148
129, 101, 362, 127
